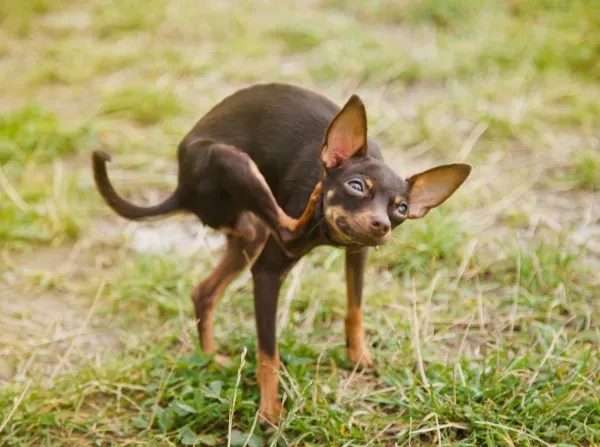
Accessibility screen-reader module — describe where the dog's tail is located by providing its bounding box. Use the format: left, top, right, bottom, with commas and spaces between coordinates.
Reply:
92, 151, 180, 220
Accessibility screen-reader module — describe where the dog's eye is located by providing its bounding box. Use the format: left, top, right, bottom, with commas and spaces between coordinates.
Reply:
347, 180, 364, 192
397, 203, 408, 214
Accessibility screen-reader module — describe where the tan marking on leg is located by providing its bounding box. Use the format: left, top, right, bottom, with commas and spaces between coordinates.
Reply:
284, 182, 322, 232
193, 266, 241, 355
258, 349, 282, 423
345, 307, 373, 367
276, 210, 295, 229
345, 255, 374, 368
278, 183, 323, 247
247, 151, 320, 242
242, 151, 323, 245
193, 218, 267, 357
247, 156, 271, 192
245, 154, 294, 232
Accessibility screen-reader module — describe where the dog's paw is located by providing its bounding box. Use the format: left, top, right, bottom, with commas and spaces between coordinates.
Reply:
310, 182, 323, 204
259, 398, 284, 427
348, 348, 375, 369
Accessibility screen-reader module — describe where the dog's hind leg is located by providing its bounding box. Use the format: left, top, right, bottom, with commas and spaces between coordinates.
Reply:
192, 213, 268, 364
207, 143, 321, 250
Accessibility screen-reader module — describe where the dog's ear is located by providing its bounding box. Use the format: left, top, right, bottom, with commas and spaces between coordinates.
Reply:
320, 95, 368, 169
406, 163, 472, 219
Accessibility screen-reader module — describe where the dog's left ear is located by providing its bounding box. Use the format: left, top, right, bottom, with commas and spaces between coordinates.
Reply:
320, 95, 368, 169
406, 163, 472, 219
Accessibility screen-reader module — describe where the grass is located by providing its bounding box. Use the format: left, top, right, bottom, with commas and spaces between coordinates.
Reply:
550, 149, 600, 190
0, 0, 55, 37
101, 85, 182, 125
0, 104, 93, 163
30, 43, 142, 86
1, 0, 599, 445
92, 0, 167, 38
0, 105, 95, 248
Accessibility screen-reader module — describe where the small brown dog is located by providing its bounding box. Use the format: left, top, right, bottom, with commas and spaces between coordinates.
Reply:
92, 83, 471, 422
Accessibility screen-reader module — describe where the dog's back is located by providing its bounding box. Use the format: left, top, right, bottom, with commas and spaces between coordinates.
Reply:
181, 83, 383, 216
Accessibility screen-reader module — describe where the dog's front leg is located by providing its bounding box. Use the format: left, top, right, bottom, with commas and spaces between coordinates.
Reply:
250, 239, 296, 424
345, 247, 374, 368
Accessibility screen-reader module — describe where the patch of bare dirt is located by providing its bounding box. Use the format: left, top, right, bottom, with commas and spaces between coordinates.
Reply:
0, 216, 225, 384
0, 245, 118, 382
92, 214, 225, 256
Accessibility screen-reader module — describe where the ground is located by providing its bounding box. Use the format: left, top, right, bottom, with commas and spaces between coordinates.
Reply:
1, 0, 599, 445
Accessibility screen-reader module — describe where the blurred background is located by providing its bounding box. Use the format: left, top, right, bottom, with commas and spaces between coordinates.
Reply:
0, 0, 599, 445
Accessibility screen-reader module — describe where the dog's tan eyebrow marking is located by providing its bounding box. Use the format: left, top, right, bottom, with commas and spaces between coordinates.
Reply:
365, 178, 373, 189
326, 190, 334, 200
394, 196, 402, 205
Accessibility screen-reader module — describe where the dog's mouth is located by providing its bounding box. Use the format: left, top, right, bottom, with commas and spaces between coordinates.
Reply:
327, 214, 390, 247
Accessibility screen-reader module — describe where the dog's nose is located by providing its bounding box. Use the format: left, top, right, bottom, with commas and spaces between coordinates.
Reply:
370, 215, 390, 235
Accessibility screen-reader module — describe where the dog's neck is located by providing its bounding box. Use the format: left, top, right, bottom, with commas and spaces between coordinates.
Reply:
317, 195, 336, 245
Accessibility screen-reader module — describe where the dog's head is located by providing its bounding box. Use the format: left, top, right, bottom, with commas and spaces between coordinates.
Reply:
319, 95, 471, 247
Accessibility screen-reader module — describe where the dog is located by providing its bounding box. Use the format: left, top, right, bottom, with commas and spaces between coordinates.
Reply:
92, 83, 471, 423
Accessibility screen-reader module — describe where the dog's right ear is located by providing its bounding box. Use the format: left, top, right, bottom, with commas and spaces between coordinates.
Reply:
320, 95, 368, 170
406, 163, 472, 219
